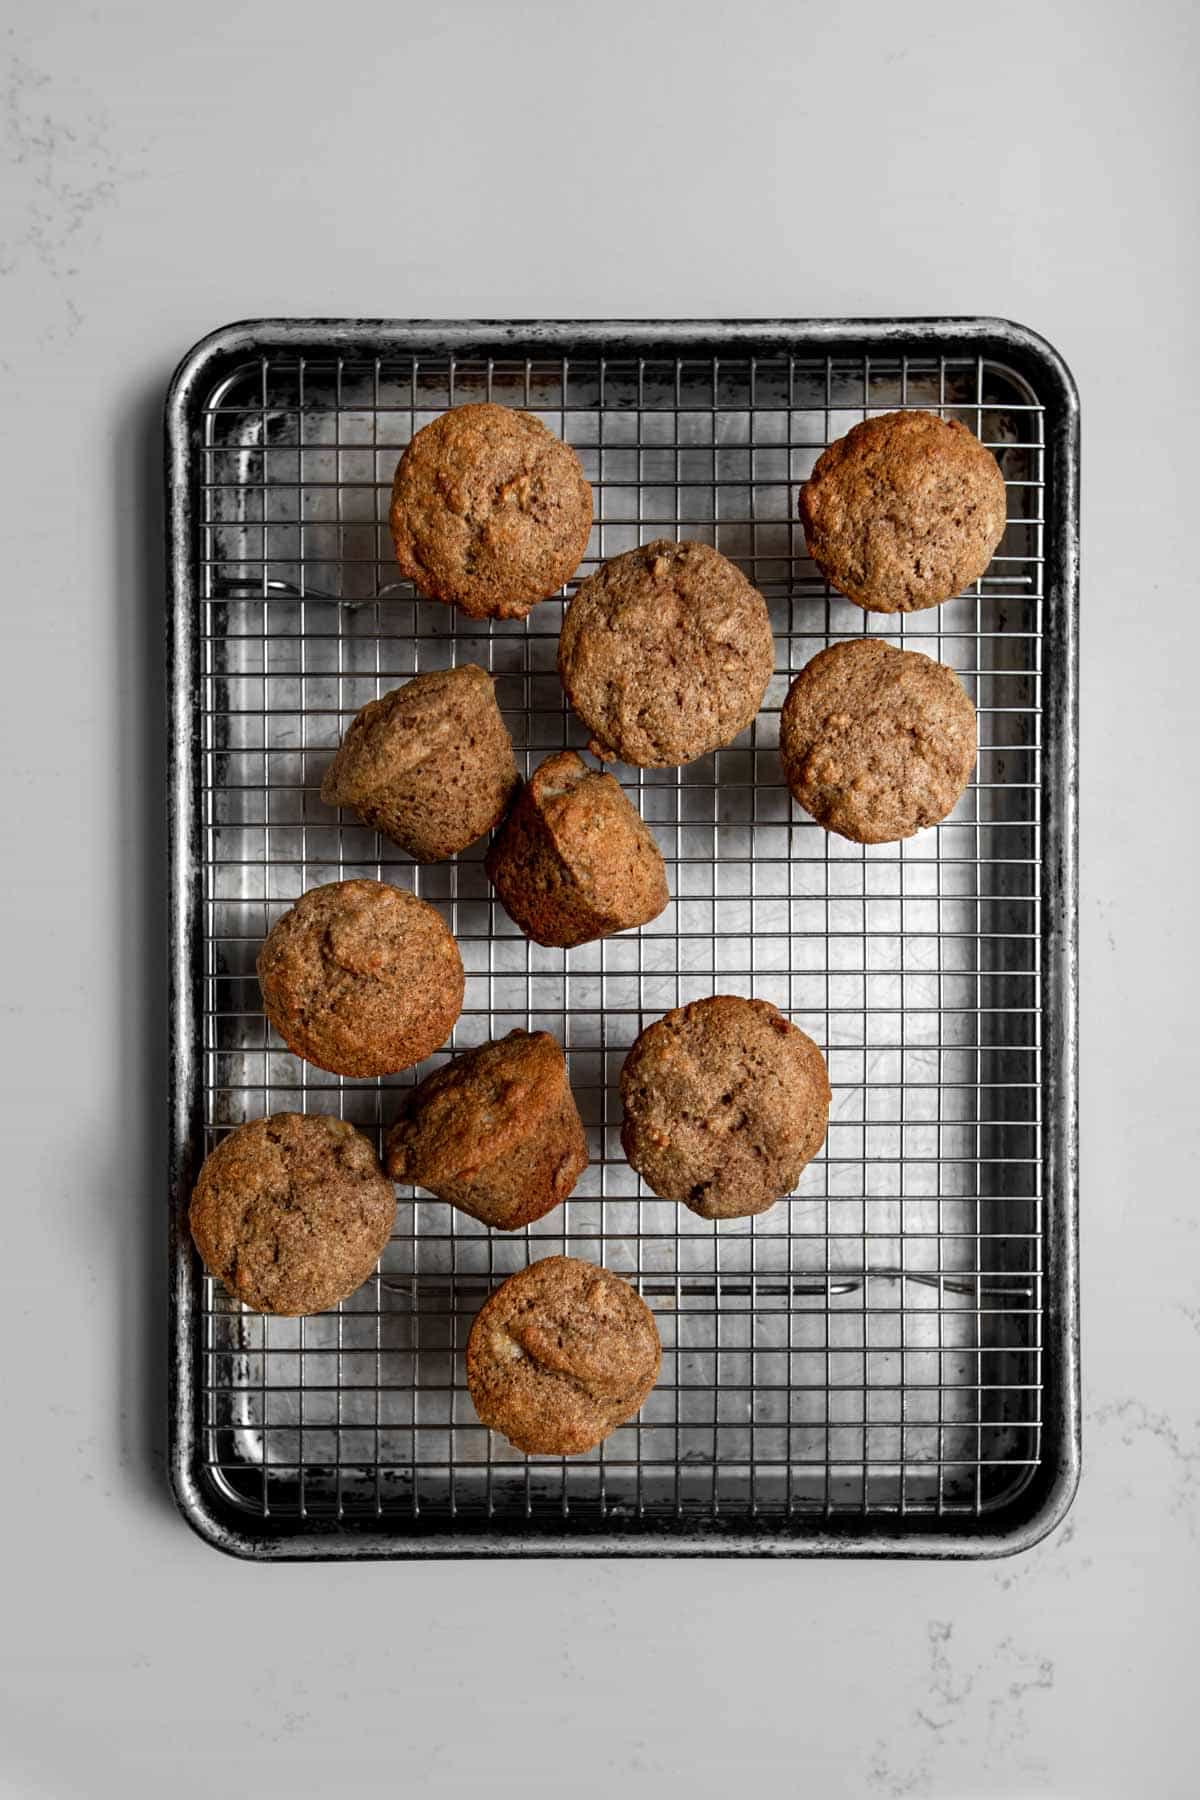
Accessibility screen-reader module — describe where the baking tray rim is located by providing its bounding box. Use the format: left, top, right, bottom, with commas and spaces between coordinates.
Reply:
165, 315, 1080, 1561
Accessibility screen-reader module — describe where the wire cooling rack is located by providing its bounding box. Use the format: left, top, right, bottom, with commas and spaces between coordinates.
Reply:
167, 320, 1079, 1558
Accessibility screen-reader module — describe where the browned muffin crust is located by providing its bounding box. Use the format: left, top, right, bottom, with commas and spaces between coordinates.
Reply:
466, 1256, 661, 1455
389, 403, 593, 620
257, 879, 464, 1077
799, 410, 1007, 613
484, 750, 668, 949
557, 539, 775, 766
320, 664, 518, 862
779, 638, 977, 844
385, 1029, 587, 1230
189, 1113, 396, 1316
620, 995, 830, 1220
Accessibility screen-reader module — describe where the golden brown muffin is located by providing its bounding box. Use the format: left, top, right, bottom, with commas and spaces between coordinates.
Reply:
557, 539, 775, 766
779, 638, 977, 844
466, 1256, 661, 1455
189, 1113, 396, 1316
257, 879, 464, 1077
320, 664, 518, 862
799, 410, 1007, 613
484, 750, 668, 949
620, 995, 830, 1220
389, 403, 593, 620
385, 1030, 587, 1230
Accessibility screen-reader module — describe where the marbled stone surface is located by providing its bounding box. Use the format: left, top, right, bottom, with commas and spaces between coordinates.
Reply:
0, 1, 1195, 1794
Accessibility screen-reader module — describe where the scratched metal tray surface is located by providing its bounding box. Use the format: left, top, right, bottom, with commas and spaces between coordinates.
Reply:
166, 318, 1079, 1559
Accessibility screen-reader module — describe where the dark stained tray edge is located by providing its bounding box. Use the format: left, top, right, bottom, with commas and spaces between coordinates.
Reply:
165, 317, 1079, 1561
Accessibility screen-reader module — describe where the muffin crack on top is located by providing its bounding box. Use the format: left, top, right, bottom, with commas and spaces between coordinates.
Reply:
491, 1301, 613, 1401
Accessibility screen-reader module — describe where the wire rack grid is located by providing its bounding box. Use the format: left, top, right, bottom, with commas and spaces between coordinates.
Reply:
170, 320, 1076, 1556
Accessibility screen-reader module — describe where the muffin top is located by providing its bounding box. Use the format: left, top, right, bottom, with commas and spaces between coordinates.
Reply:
385, 1029, 579, 1191
779, 637, 977, 843
799, 410, 1007, 613
257, 879, 464, 1077
189, 1113, 396, 1316
557, 539, 775, 766
484, 750, 668, 949
389, 403, 593, 619
319, 663, 518, 861
466, 1256, 661, 1455
620, 995, 830, 1220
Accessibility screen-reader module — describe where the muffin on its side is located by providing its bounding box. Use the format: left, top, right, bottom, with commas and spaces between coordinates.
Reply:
484, 750, 668, 949
385, 1029, 587, 1230
389, 403, 593, 620
189, 1113, 396, 1316
779, 638, 977, 844
557, 539, 775, 766
257, 879, 464, 1077
799, 410, 1007, 613
620, 995, 830, 1220
320, 664, 518, 862
466, 1256, 661, 1455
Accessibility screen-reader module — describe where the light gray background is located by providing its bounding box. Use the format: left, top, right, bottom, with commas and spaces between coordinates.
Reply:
1, 1, 1196, 1794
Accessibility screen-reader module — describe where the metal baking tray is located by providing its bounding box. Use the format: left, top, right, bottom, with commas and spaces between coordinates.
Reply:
167, 318, 1079, 1559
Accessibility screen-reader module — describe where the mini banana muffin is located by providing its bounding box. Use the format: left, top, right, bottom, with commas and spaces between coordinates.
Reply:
320, 664, 518, 862
385, 1030, 587, 1229
779, 638, 977, 844
484, 750, 668, 948
189, 1113, 396, 1316
620, 995, 830, 1220
466, 1256, 661, 1455
257, 879, 464, 1077
799, 410, 1007, 613
557, 539, 775, 766
389, 403, 593, 620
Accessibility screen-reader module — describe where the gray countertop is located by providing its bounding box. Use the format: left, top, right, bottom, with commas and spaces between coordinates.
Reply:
1, 0, 1195, 1793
